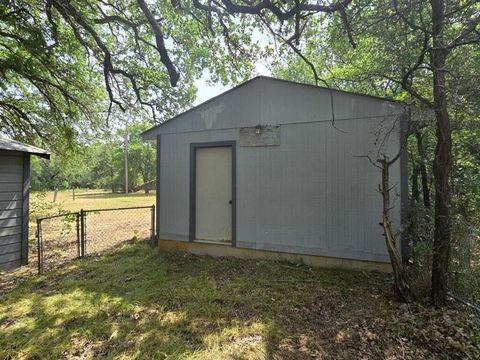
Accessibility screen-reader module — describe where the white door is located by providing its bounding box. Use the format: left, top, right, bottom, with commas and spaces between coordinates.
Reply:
195, 147, 232, 242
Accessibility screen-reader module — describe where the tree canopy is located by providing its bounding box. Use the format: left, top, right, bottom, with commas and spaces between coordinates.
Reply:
0, 0, 260, 150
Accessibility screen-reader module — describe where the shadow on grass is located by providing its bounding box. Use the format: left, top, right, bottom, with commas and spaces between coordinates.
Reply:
0, 241, 389, 359
2, 242, 476, 359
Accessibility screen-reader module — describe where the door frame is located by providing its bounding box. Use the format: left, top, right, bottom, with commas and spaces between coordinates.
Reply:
189, 141, 236, 246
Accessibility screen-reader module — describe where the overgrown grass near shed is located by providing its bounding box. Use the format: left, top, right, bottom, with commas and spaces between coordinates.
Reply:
1, 241, 479, 359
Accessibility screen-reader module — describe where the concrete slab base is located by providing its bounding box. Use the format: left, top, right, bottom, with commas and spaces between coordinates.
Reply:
158, 239, 392, 272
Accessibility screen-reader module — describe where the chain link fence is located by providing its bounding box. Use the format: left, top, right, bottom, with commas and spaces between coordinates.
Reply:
36, 205, 155, 274
447, 225, 480, 316
35, 212, 80, 274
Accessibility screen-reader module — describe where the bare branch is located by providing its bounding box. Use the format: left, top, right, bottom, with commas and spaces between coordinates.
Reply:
137, 0, 179, 86
447, 11, 480, 50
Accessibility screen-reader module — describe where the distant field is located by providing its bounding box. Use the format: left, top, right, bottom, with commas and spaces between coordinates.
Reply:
30, 189, 156, 217
0, 189, 157, 293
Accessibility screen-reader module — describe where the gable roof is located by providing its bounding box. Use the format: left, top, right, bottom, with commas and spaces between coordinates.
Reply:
142, 76, 403, 139
0, 138, 50, 159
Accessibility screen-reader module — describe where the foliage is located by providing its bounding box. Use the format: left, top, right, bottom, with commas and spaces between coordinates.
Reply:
29, 192, 63, 219
31, 122, 156, 192
0, 0, 259, 151
120, 122, 156, 190
272, 1, 479, 106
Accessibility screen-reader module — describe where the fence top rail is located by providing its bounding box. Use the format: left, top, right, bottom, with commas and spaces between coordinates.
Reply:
36, 205, 154, 221
83, 205, 154, 213
37, 212, 80, 221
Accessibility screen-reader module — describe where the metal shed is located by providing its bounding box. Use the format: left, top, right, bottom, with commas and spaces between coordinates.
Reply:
143, 76, 408, 271
0, 138, 50, 269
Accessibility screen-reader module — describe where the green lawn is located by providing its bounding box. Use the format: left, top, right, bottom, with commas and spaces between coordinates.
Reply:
1, 241, 479, 359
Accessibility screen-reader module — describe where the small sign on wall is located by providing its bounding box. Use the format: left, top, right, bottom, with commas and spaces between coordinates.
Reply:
239, 125, 281, 147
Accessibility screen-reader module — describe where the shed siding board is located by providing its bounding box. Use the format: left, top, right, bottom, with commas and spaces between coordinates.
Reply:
0, 209, 22, 220
21, 153, 30, 264
0, 173, 23, 183
0, 183, 22, 192
0, 251, 21, 264
154, 82, 261, 135
158, 116, 402, 263
0, 217, 22, 228
145, 78, 403, 138
0, 242, 21, 254
236, 120, 400, 262
0, 151, 25, 268
0, 234, 22, 245
0, 192, 22, 201
0, 226, 22, 237
0, 200, 22, 210
0, 150, 23, 159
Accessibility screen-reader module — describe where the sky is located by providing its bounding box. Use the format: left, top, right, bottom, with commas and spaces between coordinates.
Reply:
192, 28, 273, 106
193, 63, 272, 106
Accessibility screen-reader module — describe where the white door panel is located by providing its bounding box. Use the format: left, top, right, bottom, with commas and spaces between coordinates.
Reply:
195, 147, 232, 241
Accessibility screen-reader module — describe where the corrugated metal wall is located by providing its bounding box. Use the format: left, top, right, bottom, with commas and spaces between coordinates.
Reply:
0, 150, 26, 268
153, 78, 405, 263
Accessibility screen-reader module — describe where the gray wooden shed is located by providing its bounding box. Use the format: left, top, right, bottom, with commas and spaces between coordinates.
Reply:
0, 138, 50, 270
143, 76, 409, 271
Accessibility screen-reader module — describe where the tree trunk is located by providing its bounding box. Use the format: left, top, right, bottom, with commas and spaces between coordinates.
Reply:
415, 131, 431, 210
430, 0, 452, 307
411, 162, 420, 246
412, 162, 419, 202
379, 156, 414, 303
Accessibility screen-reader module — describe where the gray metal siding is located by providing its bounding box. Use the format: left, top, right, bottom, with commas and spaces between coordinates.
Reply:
158, 122, 402, 263
0, 152, 25, 268
236, 119, 401, 262
155, 80, 404, 263
145, 77, 404, 138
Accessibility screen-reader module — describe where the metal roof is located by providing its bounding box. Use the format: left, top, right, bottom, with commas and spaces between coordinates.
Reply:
0, 138, 50, 159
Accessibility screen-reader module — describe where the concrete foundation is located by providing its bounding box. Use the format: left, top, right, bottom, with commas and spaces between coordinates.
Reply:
158, 239, 392, 272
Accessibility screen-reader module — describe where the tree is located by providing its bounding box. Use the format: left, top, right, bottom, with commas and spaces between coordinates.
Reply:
31, 120, 158, 193
126, 122, 156, 192
31, 151, 91, 191
88, 139, 123, 192
267, 0, 479, 306
0, 0, 257, 150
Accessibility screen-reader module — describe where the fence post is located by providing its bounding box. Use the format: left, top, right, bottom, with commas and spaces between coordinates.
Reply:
36, 218, 42, 275
76, 212, 81, 258
150, 204, 156, 246
80, 209, 85, 257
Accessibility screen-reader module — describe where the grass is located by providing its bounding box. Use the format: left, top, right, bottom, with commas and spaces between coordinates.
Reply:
0, 189, 156, 294
31, 189, 156, 216
1, 241, 479, 359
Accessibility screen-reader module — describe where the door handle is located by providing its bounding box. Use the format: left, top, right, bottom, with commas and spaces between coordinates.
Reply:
228, 200, 232, 204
